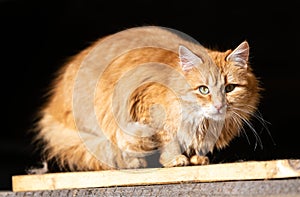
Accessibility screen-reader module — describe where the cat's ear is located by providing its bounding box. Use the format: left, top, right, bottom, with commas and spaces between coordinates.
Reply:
179, 45, 203, 71
226, 41, 249, 68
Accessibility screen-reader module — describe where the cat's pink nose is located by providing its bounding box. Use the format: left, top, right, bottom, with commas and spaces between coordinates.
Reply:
214, 103, 227, 113
214, 103, 223, 110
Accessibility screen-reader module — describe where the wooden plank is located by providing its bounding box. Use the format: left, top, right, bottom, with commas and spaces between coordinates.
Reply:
12, 159, 300, 192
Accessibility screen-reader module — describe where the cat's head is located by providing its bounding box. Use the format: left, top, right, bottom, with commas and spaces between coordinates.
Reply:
178, 41, 260, 122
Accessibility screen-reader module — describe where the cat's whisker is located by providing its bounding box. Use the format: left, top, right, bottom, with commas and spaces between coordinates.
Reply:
252, 111, 275, 145
231, 112, 259, 149
231, 106, 274, 145
231, 110, 263, 150
241, 104, 271, 124
230, 113, 251, 145
241, 127, 251, 146
231, 106, 267, 129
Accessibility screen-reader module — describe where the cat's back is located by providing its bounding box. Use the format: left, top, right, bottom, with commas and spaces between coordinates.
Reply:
37, 25, 210, 149
44, 26, 209, 114
79, 25, 207, 66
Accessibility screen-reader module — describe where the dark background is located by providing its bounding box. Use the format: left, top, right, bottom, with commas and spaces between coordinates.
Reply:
0, 0, 299, 190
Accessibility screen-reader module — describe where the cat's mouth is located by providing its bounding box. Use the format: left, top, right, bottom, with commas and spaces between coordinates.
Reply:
204, 105, 227, 121
205, 109, 227, 121
206, 113, 226, 121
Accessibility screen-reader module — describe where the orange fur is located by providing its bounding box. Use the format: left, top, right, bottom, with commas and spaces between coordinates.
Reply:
33, 26, 261, 171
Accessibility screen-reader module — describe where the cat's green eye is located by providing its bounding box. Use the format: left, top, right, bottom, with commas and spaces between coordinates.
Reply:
225, 84, 236, 93
198, 86, 210, 95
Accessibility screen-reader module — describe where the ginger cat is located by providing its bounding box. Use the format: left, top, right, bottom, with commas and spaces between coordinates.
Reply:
33, 26, 261, 172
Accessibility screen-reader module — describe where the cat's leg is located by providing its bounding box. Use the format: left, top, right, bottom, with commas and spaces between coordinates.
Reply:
189, 155, 209, 165
159, 139, 189, 167
114, 125, 156, 169
121, 153, 148, 169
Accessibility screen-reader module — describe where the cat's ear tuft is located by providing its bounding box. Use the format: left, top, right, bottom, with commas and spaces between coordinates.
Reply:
179, 45, 203, 71
226, 41, 249, 68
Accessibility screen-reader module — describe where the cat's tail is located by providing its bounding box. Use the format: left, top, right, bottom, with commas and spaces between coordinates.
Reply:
32, 113, 117, 171
33, 113, 160, 171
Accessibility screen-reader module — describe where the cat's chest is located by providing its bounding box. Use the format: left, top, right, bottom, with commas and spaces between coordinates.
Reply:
178, 118, 222, 155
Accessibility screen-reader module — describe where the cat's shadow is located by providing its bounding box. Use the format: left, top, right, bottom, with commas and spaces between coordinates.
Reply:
145, 151, 162, 168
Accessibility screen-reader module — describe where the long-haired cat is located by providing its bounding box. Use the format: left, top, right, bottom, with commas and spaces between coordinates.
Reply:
32, 26, 261, 172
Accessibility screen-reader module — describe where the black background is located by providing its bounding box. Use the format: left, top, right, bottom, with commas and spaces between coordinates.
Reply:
0, 0, 299, 190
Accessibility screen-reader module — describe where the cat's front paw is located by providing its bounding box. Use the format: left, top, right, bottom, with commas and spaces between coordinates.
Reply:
127, 157, 147, 169
189, 155, 209, 165
163, 155, 190, 167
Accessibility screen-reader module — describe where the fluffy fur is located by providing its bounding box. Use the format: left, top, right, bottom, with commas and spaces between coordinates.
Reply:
33, 26, 261, 171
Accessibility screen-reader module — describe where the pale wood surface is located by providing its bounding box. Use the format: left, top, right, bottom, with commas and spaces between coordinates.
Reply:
11, 159, 300, 192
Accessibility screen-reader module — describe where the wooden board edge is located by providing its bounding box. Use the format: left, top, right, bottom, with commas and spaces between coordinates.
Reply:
12, 159, 300, 192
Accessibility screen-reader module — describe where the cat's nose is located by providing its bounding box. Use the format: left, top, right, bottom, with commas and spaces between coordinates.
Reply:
214, 103, 226, 113
214, 103, 223, 111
